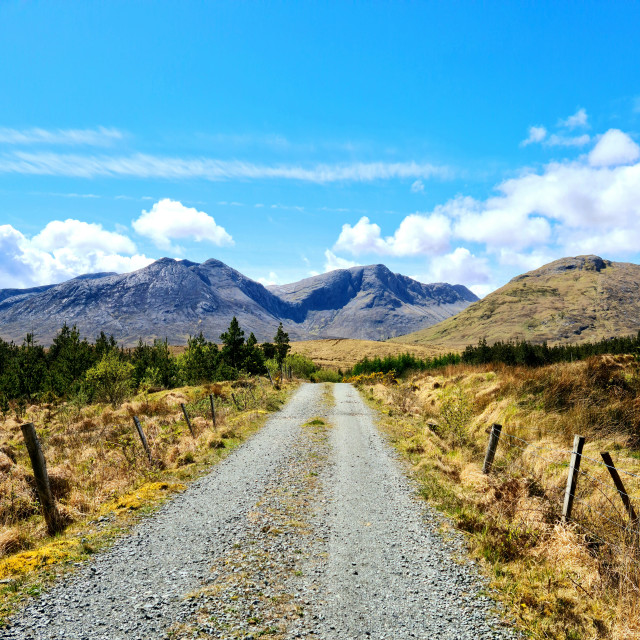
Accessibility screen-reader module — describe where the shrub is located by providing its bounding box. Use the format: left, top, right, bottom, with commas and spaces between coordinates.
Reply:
438, 385, 471, 444
84, 352, 134, 407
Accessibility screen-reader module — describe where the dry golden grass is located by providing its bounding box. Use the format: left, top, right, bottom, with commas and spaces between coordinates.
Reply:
0, 377, 294, 623
289, 338, 448, 370
359, 356, 640, 639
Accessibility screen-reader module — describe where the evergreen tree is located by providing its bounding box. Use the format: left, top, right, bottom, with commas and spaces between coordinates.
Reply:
273, 323, 291, 367
95, 331, 118, 359
181, 333, 220, 384
14, 334, 47, 400
47, 324, 94, 396
242, 332, 266, 375
220, 317, 245, 369
261, 342, 276, 360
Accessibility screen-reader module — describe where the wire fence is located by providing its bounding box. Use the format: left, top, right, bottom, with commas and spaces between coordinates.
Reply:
487, 425, 640, 574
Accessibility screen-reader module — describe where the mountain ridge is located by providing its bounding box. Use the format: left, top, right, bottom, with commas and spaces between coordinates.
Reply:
0, 259, 477, 345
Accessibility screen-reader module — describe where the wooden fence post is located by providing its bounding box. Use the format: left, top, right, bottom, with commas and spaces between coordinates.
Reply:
209, 394, 216, 428
133, 416, 153, 465
181, 403, 195, 437
20, 422, 65, 536
562, 434, 586, 522
601, 451, 638, 524
231, 393, 240, 410
266, 369, 274, 387
482, 423, 503, 474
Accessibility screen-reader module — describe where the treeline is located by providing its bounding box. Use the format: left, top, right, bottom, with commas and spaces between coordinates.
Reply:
348, 332, 640, 378
0, 318, 292, 407
460, 333, 640, 366
348, 352, 461, 377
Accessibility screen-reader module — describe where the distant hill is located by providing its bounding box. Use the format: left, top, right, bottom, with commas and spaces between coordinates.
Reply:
393, 255, 640, 349
0, 259, 477, 345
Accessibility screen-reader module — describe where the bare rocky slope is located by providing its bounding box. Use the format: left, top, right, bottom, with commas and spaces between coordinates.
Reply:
0, 258, 477, 345
394, 255, 640, 349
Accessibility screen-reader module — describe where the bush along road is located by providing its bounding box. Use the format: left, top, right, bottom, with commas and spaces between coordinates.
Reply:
4, 384, 520, 639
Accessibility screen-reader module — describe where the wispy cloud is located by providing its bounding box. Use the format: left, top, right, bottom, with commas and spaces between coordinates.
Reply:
559, 108, 589, 129
545, 133, 591, 147
0, 151, 453, 184
0, 126, 123, 146
521, 125, 547, 146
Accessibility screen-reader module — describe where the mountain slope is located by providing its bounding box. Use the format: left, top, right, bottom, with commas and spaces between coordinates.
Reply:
0, 259, 477, 345
270, 264, 477, 340
0, 259, 292, 345
394, 255, 640, 349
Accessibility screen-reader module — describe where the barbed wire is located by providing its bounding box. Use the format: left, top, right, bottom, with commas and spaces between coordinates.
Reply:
567, 518, 640, 568
499, 428, 640, 481
489, 425, 640, 566
571, 495, 639, 537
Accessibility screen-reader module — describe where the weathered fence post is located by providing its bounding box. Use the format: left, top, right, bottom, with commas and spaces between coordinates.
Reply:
133, 416, 153, 465
231, 392, 240, 410
266, 369, 274, 387
562, 434, 586, 523
482, 423, 503, 474
601, 451, 638, 524
181, 403, 195, 437
209, 394, 216, 428
20, 422, 65, 536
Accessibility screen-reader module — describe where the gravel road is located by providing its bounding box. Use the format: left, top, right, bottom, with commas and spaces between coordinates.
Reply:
5, 383, 520, 639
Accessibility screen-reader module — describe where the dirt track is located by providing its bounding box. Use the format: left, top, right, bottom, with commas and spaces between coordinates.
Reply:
5, 384, 518, 639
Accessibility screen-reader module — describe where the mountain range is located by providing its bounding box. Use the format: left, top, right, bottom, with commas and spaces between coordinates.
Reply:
0, 259, 477, 345
395, 255, 640, 349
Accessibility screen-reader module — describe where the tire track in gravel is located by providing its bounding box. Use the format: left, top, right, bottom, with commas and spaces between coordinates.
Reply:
3, 384, 328, 640
288, 383, 521, 640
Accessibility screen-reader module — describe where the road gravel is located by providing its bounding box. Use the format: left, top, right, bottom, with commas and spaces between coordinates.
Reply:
4, 383, 520, 639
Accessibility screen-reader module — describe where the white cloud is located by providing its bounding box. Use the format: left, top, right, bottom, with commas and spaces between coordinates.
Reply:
546, 133, 591, 147
32, 219, 136, 254
497, 249, 557, 272
559, 108, 589, 129
0, 126, 123, 146
0, 222, 151, 289
0, 152, 452, 183
334, 217, 387, 255
588, 129, 640, 167
521, 126, 547, 146
324, 250, 358, 272
452, 196, 552, 251
132, 199, 234, 251
522, 110, 589, 148
411, 179, 425, 193
330, 127, 640, 284
258, 271, 280, 286
419, 247, 491, 285
334, 213, 451, 256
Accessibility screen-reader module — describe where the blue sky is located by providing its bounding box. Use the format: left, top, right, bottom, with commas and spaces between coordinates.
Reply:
1, 1, 640, 296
